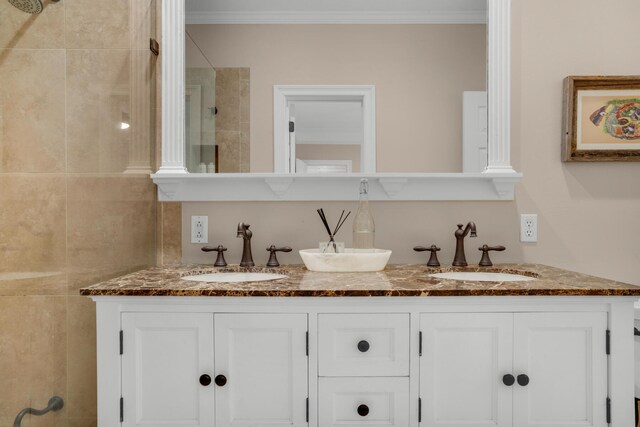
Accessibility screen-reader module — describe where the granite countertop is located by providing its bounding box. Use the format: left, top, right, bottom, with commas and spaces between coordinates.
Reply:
79, 264, 640, 297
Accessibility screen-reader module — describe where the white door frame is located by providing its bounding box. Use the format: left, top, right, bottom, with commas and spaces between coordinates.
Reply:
273, 85, 376, 173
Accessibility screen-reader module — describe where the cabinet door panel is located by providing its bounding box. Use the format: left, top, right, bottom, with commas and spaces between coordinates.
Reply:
420, 313, 513, 427
121, 312, 214, 427
215, 313, 308, 427
513, 312, 607, 427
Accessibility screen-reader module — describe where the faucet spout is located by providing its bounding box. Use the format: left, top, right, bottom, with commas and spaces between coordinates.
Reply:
236, 222, 254, 267
452, 222, 477, 266
237, 222, 250, 238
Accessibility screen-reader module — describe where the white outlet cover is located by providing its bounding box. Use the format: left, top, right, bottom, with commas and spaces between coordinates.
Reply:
191, 215, 208, 244
520, 214, 537, 243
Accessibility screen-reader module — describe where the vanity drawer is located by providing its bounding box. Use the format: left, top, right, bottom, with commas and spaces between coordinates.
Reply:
318, 313, 410, 376
318, 377, 409, 427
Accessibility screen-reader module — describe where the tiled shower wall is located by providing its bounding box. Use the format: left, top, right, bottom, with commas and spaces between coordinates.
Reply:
0, 1, 163, 425
215, 68, 250, 173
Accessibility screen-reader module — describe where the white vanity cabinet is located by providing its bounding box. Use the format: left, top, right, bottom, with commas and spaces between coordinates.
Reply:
92, 296, 636, 427
420, 312, 608, 427
117, 311, 308, 427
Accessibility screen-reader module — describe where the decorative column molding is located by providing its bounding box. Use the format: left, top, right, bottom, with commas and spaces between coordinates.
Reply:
157, 0, 188, 174
484, 0, 515, 174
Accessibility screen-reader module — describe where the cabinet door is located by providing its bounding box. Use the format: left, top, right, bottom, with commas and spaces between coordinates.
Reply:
214, 313, 308, 427
121, 312, 214, 427
513, 312, 608, 427
420, 313, 513, 427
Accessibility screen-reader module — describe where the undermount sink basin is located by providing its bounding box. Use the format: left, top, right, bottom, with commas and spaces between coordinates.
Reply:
181, 273, 288, 283
429, 271, 536, 282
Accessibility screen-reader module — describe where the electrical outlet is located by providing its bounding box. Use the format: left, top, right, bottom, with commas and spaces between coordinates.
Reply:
191, 216, 208, 244
520, 214, 537, 242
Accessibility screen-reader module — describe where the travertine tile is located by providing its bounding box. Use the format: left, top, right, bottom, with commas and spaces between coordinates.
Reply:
159, 202, 182, 265
66, 49, 131, 173
68, 418, 97, 427
240, 75, 250, 124
186, 67, 216, 168
0, 296, 67, 425
66, 175, 156, 293
0, 174, 66, 296
0, 0, 64, 49
66, 296, 96, 419
215, 68, 240, 132
240, 122, 250, 173
65, 0, 130, 49
131, 0, 154, 50
216, 130, 241, 173
0, 49, 65, 173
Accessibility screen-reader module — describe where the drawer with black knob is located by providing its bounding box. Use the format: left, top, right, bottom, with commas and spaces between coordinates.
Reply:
318, 377, 409, 427
318, 313, 410, 376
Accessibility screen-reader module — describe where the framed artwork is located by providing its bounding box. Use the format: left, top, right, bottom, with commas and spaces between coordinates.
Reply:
562, 76, 640, 161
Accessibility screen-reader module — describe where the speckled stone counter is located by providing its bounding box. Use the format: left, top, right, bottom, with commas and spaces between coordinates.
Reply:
79, 264, 640, 297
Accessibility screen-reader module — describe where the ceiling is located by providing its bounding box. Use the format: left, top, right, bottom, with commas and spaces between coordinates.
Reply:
185, 0, 487, 24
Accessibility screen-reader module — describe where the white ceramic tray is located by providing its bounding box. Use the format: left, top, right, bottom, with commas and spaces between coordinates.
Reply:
299, 248, 392, 272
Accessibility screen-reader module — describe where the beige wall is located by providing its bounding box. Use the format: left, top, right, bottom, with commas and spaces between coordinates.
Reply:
183, 0, 640, 286
186, 24, 487, 173
0, 1, 159, 425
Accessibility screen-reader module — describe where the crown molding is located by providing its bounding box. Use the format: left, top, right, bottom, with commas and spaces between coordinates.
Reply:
185, 10, 487, 25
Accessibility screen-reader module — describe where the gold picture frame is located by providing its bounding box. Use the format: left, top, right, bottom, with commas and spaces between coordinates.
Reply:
562, 76, 640, 162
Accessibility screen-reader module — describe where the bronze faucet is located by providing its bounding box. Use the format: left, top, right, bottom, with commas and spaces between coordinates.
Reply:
237, 222, 254, 267
452, 222, 477, 266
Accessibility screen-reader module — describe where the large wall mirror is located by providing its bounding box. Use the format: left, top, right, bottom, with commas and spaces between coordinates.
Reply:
154, 0, 520, 201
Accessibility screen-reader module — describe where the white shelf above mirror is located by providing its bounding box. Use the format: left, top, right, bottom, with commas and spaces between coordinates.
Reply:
153, 173, 521, 201
155, 0, 521, 201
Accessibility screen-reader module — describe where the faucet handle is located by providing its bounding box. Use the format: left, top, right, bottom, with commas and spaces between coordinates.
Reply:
266, 245, 292, 267
414, 245, 441, 267
478, 245, 506, 267
202, 245, 228, 267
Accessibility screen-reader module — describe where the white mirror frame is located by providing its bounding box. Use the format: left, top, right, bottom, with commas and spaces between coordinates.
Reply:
152, 0, 521, 201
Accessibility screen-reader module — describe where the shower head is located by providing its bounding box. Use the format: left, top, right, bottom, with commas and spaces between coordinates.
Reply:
8, 0, 46, 14
9, 0, 43, 14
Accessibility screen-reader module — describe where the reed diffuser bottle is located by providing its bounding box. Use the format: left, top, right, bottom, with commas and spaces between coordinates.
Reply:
353, 178, 375, 249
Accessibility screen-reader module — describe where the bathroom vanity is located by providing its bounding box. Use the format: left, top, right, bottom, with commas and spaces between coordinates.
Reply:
81, 264, 640, 427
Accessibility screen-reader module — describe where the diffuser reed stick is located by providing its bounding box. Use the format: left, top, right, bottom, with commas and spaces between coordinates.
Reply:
317, 209, 351, 253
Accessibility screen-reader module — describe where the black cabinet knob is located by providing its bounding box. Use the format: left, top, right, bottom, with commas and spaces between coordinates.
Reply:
199, 374, 211, 386
215, 375, 227, 387
357, 404, 369, 416
357, 340, 370, 352
517, 374, 530, 386
502, 374, 515, 386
